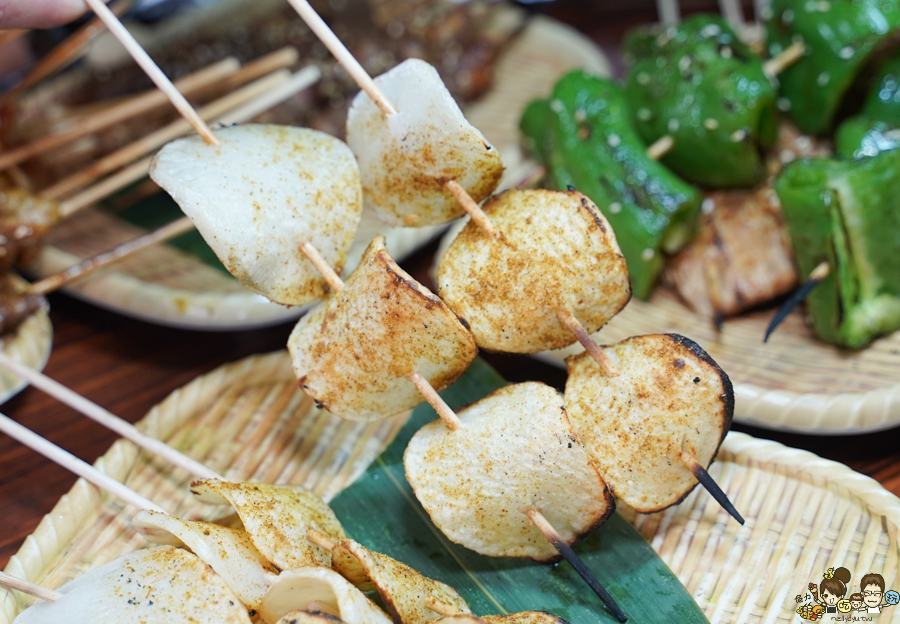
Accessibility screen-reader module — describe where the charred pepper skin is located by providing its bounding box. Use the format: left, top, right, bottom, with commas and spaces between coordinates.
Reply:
775, 150, 900, 348
766, 0, 900, 136
520, 71, 701, 300
624, 14, 778, 188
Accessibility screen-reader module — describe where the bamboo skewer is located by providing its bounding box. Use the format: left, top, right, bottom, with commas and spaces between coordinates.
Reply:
0, 1, 131, 104
763, 260, 830, 343
43, 70, 290, 201
656, 0, 681, 25
0, 353, 222, 480
680, 449, 744, 524
0, 57, 241, 172
56, 65, 320, 217
0, 411, 166, 512
0, 571, 62, 603
425, 600, 457, 618
81, 0, 218, 145
526, 509, 628, 623
556, 307, 619, 377
0, 29, 27, 50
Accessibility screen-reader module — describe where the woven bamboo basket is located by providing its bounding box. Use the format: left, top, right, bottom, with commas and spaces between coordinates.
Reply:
2, 351, 899, 624
0, 277, 53, 404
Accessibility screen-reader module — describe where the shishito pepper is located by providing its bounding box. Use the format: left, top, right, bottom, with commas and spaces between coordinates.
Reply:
520, 70, 701, 299
766, 0, 900, 135
624, 14, 778, 188
775, 148, 900, 348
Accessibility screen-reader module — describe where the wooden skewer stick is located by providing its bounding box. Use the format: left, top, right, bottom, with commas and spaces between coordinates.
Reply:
556, 307, 619, 377
680, 448, 744, 525
57, 66, 321, 218
81, 0, 219, 145
0, 353, 222, 480
718, 0, 745, 28
0, 1, 130, 104
763, 260, 829, 343
0, 29, 27, 50
0, 411, 165, 512
305, 528, 336, 551
43, 69, 290, 201
283, 0, 498, 237
297, 243, 463, 432
646, 135, 675, 161
0, 571, 62, 603
0, 57, 240, 172
526, 508, 628, 623
29, 217, 194, 295
655, 0, 680, 25
764, 40, 806, 78
425, 599, 458, 617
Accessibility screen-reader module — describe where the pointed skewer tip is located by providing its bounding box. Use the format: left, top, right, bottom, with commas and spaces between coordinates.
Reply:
526, 508, 628, 622
763, 261, 829, 343
681, 451, 744, 525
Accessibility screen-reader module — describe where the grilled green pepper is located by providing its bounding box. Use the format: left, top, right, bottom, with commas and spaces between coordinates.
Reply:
766, 0, 900, 135
520, 71, 702, 299
623, 14, 778, 188
775, 148, 900, 348
836, 54, 900, 158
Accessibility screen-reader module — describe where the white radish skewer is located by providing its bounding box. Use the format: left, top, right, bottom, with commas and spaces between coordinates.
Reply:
0, 352, 221, 480
284, 0, 499, 235
0, 411, 165, 512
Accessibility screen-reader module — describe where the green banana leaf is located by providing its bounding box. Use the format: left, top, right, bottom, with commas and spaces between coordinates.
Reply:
330, 358, 709, 624
106, 189, 231, 274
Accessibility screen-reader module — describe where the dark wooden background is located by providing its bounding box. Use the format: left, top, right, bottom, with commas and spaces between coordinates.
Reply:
3, 2, 900, 569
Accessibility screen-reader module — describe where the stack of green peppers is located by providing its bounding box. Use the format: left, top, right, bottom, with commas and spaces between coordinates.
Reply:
520, 71, 701, 300
624, 14, 778, 188
766, 0, 900, 135
776, 148, 900, 348
836, 54, 900, 158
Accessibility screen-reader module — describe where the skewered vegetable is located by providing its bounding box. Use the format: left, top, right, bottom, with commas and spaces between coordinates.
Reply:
437, 188, 629, 353
260, 567, 393, 624
149, 124, 363, 306
12, 546, 252, 623
134, 510, 277, 614
775, 148, 900, 347
331, 538, 472, 624
836, 54, 900, 158
405, 381, 614, 562
766, 0, 900, 135
190, 480, 347, 569
564, 334, 733, 513
288, 234, 477, 422
346, 58, 504, 227
0, 189, 60, 268
520, 71, 701, 299
624, 14, 778, 187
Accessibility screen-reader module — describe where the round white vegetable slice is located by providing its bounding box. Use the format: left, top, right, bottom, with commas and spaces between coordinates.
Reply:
346, 59, 503, 227
288, 234, 477, 421
330, 539, 471, 624
260, 567, 392, 624
189, 480, 346, 570
133, 510, 277, 613
404, 382, 613, 561
12, 546, 251, 624
437, 189, 630, 353
149, 124, 362, 306
564, 333, 734, 513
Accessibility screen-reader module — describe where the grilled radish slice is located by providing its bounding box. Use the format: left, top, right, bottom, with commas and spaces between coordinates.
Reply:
190, 480, 346, 569
438, 189, 630, 354
289, 235, 477, 422
331, 539, 471, 624
564, 333, 734, 513
150, 124, 362, 306
405, 382, 614, 561
346, 59, 503, 227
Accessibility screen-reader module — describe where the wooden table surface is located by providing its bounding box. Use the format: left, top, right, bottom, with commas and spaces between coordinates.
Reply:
3, 2, 900, 572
